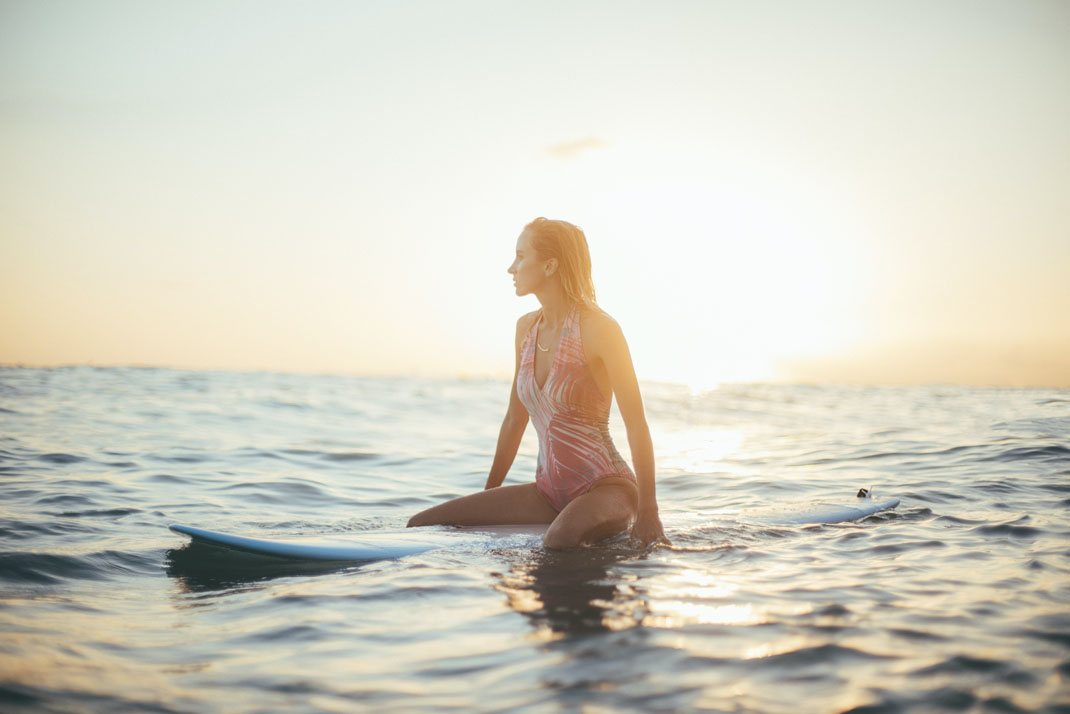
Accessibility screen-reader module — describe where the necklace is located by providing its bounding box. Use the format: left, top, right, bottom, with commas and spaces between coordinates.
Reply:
537, 323, 556, 352
537, 312, 561, 353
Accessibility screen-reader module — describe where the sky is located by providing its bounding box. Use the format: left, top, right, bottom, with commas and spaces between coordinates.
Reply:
2, 0, 1068, 388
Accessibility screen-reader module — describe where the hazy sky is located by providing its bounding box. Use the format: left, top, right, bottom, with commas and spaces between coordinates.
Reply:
2, 0, 1068, 387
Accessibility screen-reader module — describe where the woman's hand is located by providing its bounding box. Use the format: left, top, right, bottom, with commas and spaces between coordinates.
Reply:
630, 507, 669, 547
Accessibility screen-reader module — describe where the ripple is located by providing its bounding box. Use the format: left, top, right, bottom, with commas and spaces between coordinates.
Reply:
975, 480, 1024, 494
846, 686, 1034, 714
912, 655, 1037, 685
889, 627, 948, 642
37, 452, 86, 464
0, 684, 40, 708
1028, 613, 1070, 631
978, 444, 1070, 464
153, 453, 209, 464
932, 514, 988, 526
238, 624, 325, 644
50, 507, 142, 519
0, 683, 178, 714
0, 552, 108, 584
34, 493, 96, 507
322, 451, 380, 462
974, 522, 1043, 539
755, 643, 890, 668
260, 399, 309, 410
1021, 628, 1070, 648
0, 519, 98, 539
144, 473, 193, 485
215, 479, 336, 505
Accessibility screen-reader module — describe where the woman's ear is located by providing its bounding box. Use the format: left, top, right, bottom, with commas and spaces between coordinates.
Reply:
544, 258, 558, 277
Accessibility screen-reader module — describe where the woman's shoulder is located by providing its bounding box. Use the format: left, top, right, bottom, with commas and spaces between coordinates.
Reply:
577, 305, 624, 344
515, 310, 540, 336
578, 305, 619, 329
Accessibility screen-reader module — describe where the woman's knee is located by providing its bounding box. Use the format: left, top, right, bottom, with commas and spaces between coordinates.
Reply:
407, 504, 449, 527
542, 523, 582, 549
407, 511, 430, 528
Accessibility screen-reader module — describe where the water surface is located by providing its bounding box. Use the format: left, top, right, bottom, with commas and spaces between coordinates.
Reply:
1, 368, 1068, 712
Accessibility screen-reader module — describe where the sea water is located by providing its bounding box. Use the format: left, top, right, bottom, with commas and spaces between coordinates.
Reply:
1, 367, 1068, 713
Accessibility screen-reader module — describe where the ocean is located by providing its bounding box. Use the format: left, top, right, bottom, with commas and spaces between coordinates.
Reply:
1, 367, 1068, 713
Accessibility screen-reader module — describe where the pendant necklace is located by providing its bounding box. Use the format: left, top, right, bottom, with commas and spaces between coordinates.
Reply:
537, 318, 556, 352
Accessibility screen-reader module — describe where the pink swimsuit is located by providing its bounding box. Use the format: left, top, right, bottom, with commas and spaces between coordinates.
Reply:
516, 307, 636, 511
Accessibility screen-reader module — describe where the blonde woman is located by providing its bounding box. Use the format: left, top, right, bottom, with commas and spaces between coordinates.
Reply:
408, 218, 667, 548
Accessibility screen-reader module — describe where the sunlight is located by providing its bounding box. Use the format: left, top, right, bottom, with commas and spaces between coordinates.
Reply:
655, 428, 746, 474
742, 637, 815, 661
640, 567, 824, 629
654, 569, 740, 599
644, 601, 765, 628
586, 171, 870, 387
655, 570, 741, 599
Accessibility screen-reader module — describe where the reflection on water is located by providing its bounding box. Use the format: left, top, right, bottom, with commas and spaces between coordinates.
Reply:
496, 545, 648, 640
165, 542, 357, 594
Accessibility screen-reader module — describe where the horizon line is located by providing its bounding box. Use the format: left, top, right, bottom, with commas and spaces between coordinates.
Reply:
2, 361, 1067, 391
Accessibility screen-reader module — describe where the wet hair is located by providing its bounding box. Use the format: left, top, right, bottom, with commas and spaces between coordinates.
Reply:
523, 217, 598, 308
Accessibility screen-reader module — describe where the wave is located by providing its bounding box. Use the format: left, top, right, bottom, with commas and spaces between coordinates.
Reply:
912, 654, 1037, 685
976, 444, 1070, 464
0, 549, 159, 585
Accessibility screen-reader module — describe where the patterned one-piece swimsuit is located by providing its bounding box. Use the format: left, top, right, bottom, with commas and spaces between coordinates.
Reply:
516, 306, 636, 511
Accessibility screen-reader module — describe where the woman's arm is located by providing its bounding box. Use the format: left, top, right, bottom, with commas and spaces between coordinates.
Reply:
484, 314, 533, 489
591, 314, 668, 546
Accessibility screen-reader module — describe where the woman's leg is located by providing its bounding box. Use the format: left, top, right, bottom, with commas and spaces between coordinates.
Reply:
407, 482, 559, 527
543, 478, 638, 549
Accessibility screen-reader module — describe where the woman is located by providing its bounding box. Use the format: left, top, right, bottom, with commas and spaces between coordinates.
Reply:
408, 218, 667, 548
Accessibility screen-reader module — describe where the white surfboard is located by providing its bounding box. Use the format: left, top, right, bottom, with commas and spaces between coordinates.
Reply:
169, 523, 548, 562
170, 524, 447, 561
170, 492, 900, 561
741, 495, 900, 525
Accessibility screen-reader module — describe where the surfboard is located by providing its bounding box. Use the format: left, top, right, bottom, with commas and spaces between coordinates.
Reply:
170, 492, 900, 561
740, 495, 900, 525
169, 523, 549, 562
169, 524, 447, 562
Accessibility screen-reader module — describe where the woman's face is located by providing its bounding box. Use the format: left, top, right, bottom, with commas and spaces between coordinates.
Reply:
508, 231, 550, 297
